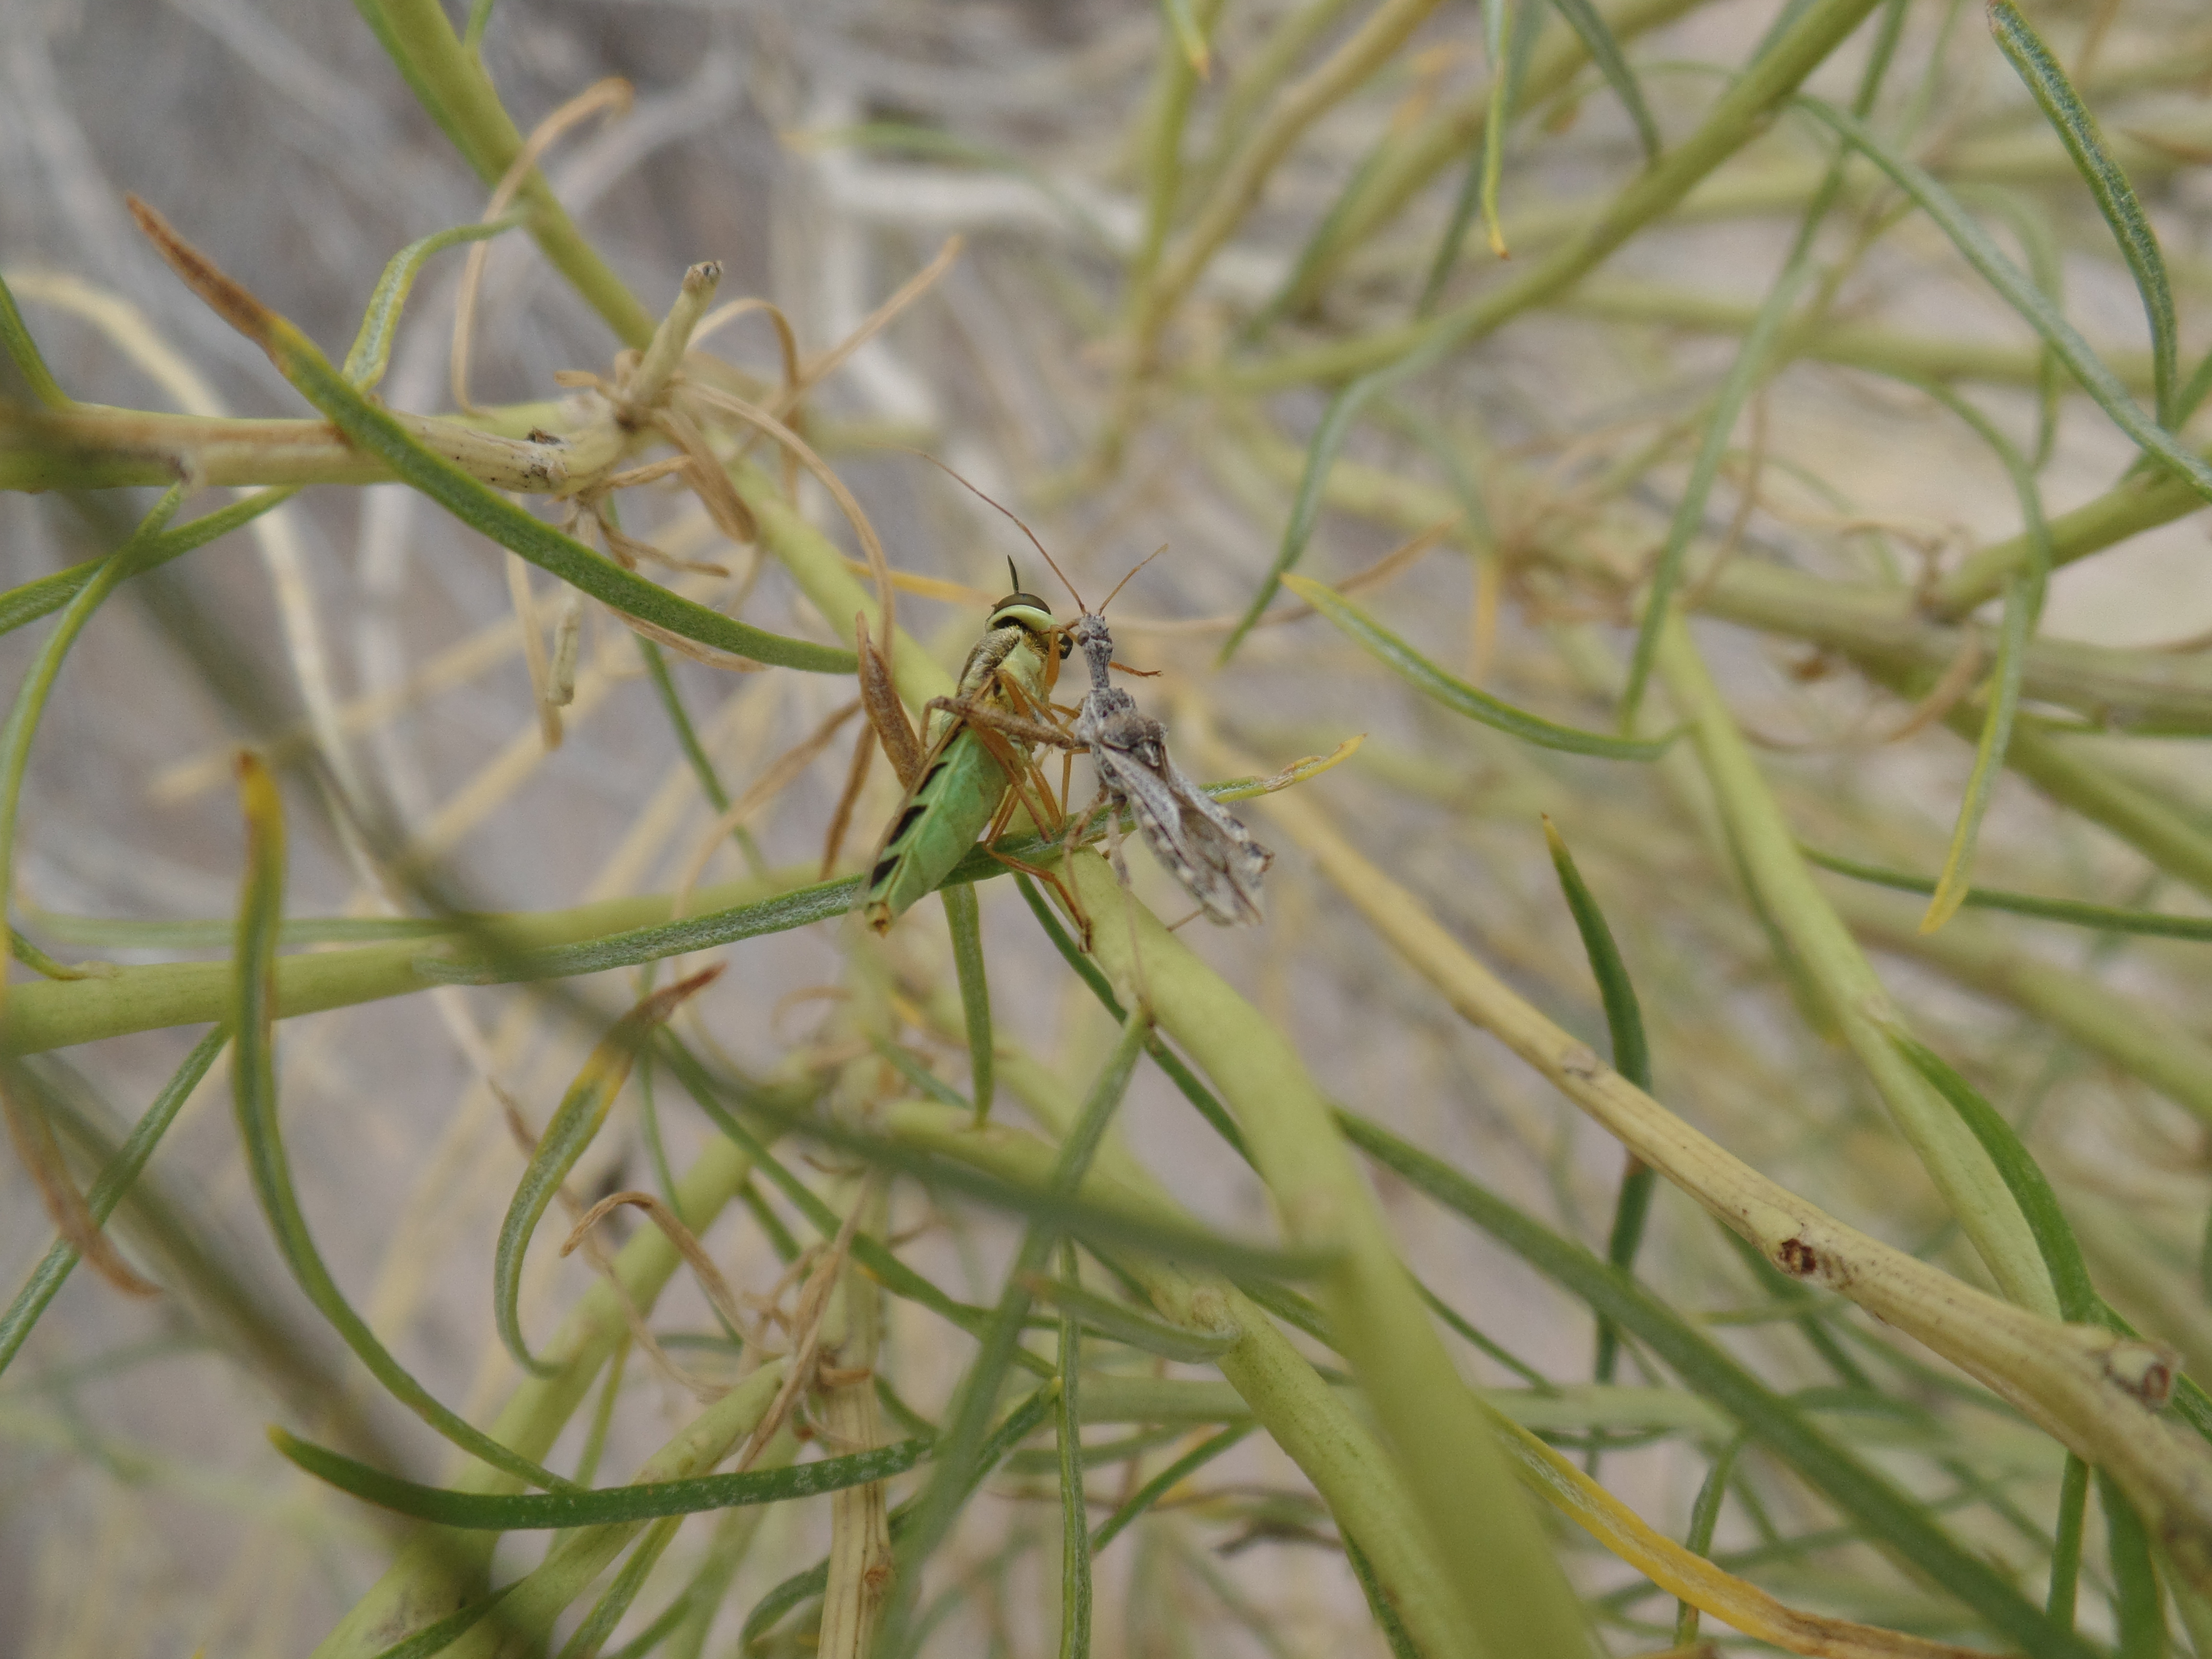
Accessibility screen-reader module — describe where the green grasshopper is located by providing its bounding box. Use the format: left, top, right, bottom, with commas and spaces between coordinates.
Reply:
856, 563, 1074, 933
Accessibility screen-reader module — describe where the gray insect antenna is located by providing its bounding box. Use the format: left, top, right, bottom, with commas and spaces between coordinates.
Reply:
1098, 542, 1169, 616
1006, 553, 1021, 596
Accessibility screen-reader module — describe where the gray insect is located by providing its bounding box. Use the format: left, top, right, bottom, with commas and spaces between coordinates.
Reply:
1064, 611, 1272, 927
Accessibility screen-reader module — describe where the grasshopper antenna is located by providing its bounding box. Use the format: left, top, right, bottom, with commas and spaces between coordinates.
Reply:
890, 445, 1088, 611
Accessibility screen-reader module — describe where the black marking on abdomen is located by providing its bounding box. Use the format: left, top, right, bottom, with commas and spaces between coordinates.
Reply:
889, 803, 928, 845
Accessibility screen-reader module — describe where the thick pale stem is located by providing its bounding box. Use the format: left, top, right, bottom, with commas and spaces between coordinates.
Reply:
1649, 616, 2053, 1311
1063, 851, 1593, 1659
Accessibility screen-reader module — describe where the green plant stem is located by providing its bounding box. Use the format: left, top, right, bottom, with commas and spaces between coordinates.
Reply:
0, 400, 576, 493
0, 871, 790, 1058
354, 0, 656, 347
1828, 886, 2212, 1128
1062, 851, 1594, 1658
0, 1028, 228, 1376
1131, 0, 1447, 356
1233, 0, 1887, 389
1651, 615, 2053, 1311
1990, 721, 2212, 902
1279, 0, 1707, 311
0, 484, 184, 1044
1557, 277, 2158, 391
1195, 0, 1360, 195
1232, 405, 2212, 735
1935, 454, 2212, 616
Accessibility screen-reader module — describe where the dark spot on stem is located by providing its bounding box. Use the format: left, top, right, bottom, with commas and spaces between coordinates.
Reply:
1777, 1238, 1819, 1277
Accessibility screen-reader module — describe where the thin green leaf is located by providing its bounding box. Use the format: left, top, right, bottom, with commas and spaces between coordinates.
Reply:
738, 1383, 1060, 1647
633, 635, 770, 882
1477, 0, 1515, 260
1371, 400, 1493, 545
635, 638, 731, 811
421, 826, 1132, 986
0, 486, 184, 1008
869, 1036, 972, 1113
1791, 96, 2212, 504
1418, 128, 1491, 317
1155, 0, 1211, 75
600, 1574, 697, 1659
1884, 1030, 2092, 1320
943, 883, 995, 1122
0, 270, 69, 407
1542, 818, 1652, 1091
556, 1516, 677, 1659
1057, 1240, 1091, 1659
572, 1337, 631, 1488
1674, 1435, 1744, 1646
2050, 1454, 2089, 1629
1418, 1278, 1553, 1388
0, 487, 300, 641
1219, 369, 1393, 661
1620, 259, 1813, 726
416, 878, 857, 985
229, 754, 572, 1493
494, 971, 719, 1374
1235, 1274, 1336, 1349
1542, 817, 1655, 1396
2174, 345, 2212, 434
343, 212, 526, 391
1902, 378, 2051, 933
1803, 844, 2212, 939
274, 1424, 930, 1527
129, 205, 854, 673
1088, 1423, 1253, 1556
1343, 1533, 1423, 1659
2202, 1204, 2212, 1303
1335, 1106, 2097, 1659
1987, 1, 2176, 427
884, 1015, 1151, 1656
1021, 1274, 1238, 1362
2100, 1469, 2168, 1659
0, 1027, 227, 1377
367, 1585, 516, 1659
1285, 574, 1674, 759
1547, 0, 1662, 161
1253, 131, 1407, 340
1960, 185, 2066, 468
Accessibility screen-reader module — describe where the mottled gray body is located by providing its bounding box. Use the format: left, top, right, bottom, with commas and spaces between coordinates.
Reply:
1068, 613, 1271, 926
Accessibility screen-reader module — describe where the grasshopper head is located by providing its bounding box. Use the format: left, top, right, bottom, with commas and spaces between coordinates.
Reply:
988, 589, 1056, 634
987, 588, 1066, 690
989, 590, 1072, 660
